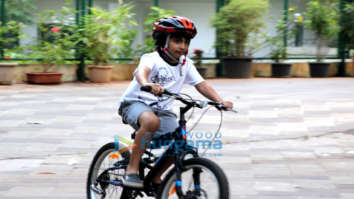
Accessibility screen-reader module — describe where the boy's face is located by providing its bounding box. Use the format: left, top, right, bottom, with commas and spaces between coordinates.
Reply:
168, 36, 190, 59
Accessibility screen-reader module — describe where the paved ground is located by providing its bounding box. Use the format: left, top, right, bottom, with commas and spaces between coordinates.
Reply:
0, 78, 354, 199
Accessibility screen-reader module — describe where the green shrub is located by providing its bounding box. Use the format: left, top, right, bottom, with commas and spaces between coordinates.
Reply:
78, 3, 137, 64
305, 0, 339, 62
211, 0, 268, 57
27, 2, 79, 72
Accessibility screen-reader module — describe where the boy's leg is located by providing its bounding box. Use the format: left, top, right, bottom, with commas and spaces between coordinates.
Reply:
152, 156, 175, 184
150, 110, 179, 184
124, 110, 160, 188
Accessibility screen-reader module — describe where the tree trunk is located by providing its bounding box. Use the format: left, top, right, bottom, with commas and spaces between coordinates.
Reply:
316, 33, 321, 62
236, 32, 245, 57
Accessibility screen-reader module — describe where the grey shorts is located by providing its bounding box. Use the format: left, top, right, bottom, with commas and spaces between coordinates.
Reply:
118, 101, 179, 138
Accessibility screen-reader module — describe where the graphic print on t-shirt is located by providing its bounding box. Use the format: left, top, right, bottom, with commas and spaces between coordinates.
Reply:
151, 67, 175, 86
119, 51, 204, 111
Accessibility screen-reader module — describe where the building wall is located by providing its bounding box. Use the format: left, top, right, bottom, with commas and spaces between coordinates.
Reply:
159, 0, 216, 58
20, 0, 334, 59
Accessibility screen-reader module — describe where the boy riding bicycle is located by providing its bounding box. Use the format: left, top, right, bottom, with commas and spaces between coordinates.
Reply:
118, 16, 233, 189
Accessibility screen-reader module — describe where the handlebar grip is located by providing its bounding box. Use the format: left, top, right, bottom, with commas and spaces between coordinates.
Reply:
216, 103, 228, 111
140, 85, 152, 92
209, 101, 236, 112
140, 85, 174, 96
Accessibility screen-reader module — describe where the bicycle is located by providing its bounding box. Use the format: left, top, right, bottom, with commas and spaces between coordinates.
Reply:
87, 86, 236, 199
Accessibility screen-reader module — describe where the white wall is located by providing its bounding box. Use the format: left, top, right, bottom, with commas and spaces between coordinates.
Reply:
261, 0, 319, 57
159, 0, 216, 58
23, 0, 324, 58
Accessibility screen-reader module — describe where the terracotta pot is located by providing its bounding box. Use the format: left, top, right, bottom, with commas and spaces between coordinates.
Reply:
88, 65, 113, 83
0, 63, 17, 85
26, 72, 63, 84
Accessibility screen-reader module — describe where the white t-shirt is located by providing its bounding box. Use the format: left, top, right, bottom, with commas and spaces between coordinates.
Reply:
119, 51, 204, 110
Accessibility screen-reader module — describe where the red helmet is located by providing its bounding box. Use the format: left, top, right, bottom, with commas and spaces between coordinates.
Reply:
152, 16, 197, 40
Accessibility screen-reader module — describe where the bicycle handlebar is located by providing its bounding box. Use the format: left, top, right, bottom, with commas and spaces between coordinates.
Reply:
140, 85, 237, 113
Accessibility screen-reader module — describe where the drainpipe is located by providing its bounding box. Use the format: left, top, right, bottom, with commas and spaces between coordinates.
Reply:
75, 0, 80, 25
88, 0, 93, 14
215, 0, 225, 77
154, 0, 159, 6
81, 0, 86, 18
76, 0, 88, 81
0, 0, 5, 58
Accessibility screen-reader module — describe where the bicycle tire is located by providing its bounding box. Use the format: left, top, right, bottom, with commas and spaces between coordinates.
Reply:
156, 157, 229, 199
86, 142, 131, 199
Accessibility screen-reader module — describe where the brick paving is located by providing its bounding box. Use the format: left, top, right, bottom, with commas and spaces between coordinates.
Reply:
0, 78, 354, 198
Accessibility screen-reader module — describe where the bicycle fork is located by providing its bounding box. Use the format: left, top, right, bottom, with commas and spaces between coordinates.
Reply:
174, 163, 202, 198
174, 146, 202, 198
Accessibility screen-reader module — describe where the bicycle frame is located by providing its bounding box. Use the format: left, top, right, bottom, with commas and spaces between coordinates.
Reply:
143, 104, 201, 197
94, 101, 202, 198
93, 87, 234, 198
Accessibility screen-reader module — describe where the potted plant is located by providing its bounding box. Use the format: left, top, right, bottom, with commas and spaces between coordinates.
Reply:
305, 0, 339, 77
0, 0, 36, 85
192, 48, 208, 78
26, 3, 78, 84
78, 3, 137, 83
211, 0, 268, 78
0, 21, 24, 85
266, 9, 299, 77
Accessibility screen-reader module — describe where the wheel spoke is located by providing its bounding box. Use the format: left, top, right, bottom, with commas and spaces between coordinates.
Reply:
87, 143, 130, 199
158, 158, 229, 199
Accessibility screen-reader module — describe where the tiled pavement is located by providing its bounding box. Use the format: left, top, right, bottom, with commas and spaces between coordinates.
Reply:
0, 78, 354, 198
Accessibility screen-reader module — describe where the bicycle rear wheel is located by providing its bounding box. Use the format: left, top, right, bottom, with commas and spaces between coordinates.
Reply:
157, 157, 229, 199
86, 142, 131, 199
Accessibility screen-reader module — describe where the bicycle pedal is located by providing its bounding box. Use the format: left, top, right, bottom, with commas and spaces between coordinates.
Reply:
114, 159, 129, 166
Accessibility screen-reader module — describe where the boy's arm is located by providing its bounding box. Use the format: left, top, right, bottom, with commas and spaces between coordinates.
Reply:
195, 81, 233, 109
136, 66, 164, 96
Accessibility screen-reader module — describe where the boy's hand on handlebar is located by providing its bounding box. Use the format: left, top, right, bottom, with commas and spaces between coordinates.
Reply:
216, 100, 233, 111
222, 101, 233, 109
143, 83, 164, 96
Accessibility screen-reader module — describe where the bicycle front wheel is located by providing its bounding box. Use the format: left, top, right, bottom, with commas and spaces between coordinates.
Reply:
157, 157, 229, 199
86, 142, 130, 199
